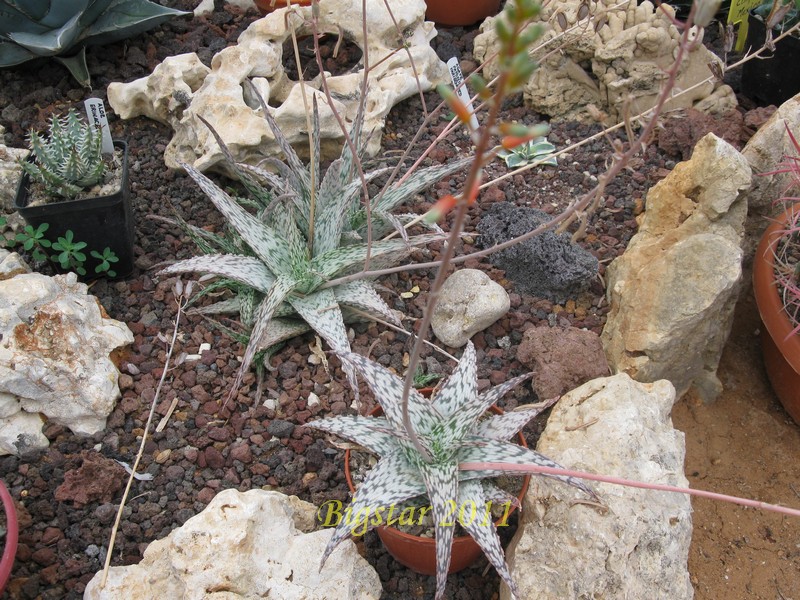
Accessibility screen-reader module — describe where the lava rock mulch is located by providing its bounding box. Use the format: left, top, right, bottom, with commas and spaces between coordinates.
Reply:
0, 3, 761, 599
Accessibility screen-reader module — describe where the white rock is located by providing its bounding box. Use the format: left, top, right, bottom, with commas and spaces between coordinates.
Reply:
431, 268, 510, 347
474, 0, 735, 122
0, 272, 133, 454
602, 134, 751, 402
194, 0, 255, 17
84, 489, 382, 600
0, 249, 31, 279
502, 374, 692, 600
109, 0, 447, 172
0, 142, 28, 211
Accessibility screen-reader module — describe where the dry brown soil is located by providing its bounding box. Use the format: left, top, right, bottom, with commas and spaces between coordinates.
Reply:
673, 275, 800, 600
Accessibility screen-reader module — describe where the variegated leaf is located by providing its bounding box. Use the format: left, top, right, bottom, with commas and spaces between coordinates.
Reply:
289, 289, 359, 399
338, 350, 440, 453
271, 204, 308, 266
257, 317, 312, 349
239, 276, 298, 376
181, 163, 294, 277
480, 480, 521, 510
456, 481, 520, 600
197, 114, 272, 207
158, 254, 276, 294
457, 437, 597, 500
419, 460, 458, 600
189, 297, 242, 316
334, 280, 402, 326
151, 214, 237, 255
320, 450, 426, 568
309, 233, 445, 280
475, 397, 557, 441
433, 341, 477, 420
304, 415, 398, 456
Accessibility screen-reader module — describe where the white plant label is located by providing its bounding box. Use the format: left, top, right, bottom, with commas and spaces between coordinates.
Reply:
446, 57, 479, 133
84, 98, 114, 155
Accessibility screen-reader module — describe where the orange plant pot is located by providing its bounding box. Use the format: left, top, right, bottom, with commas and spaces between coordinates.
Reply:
344, 403, 530, 575
424, 0, 502, 26
753, 205, 800, 425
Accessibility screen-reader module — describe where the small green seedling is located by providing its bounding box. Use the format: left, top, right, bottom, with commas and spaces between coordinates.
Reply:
497, 137, 558, 169
52, 230, 88, 276
14, 223, 52, 262
90, 247, 119, 277
412, 367, 442, 389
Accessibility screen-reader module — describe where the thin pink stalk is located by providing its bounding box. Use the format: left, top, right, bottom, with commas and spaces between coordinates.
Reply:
0, 479, 18, 593
459, 462, 800, 518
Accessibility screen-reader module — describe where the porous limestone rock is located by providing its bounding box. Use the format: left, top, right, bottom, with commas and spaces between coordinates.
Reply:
194, 0, 254, 17
741, 92, 800, 255
474, 0, 736, 122
516, 325, 609, 398
431, 268, 510, 347
84, 489, 382, 600
109, 0, 447, 172
601, 133, 751, 402
502, 374, 692, 600
0, 135, 28, 211
0, 270, 133, 455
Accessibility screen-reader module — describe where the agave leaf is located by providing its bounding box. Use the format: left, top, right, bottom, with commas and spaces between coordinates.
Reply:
82, 0, 189, 47
456, 481, 520, 600
475, 397, 557, 441
6, 12, 82, 55
457, 437, 597, 500
304, 415, 398, 456
158, 255, 276, 294
181, 162, 294, 277
320, 449, 426, 567
419, 460, 458, 600
333, 279, 402, 327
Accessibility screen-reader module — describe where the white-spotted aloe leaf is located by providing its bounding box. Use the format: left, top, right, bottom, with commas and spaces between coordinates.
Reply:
304, 415, 398, 456
419, 460, 458, 600
475, 397, 557, 441
159, 255, 276, 294
333, 280, 402, 327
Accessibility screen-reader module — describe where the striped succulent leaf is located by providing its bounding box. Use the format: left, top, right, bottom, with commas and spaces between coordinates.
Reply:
160, 255, 276, 294
333, 280, 402, 327
308, 341, 595, 600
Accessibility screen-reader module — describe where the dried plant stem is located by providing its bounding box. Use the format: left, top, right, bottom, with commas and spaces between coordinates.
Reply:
458, 462, 800, 518
99, 289, 187, 587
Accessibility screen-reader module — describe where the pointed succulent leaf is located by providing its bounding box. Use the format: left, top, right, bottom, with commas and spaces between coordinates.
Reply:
320, 449, 426, 567
432, 341, 477, 420
158, 254, 276, 294
304, 415, 399, 456
474, 372, 534, 413
418, 460, 458, 600
188, 297, 242, 316
238, 275, 298, 377
479, 480, 521, 510
181, 162, 294, 277
456, 481, 520, 600
310, 233, 446, 280
333, 280, 402, 326
457, 437, 596, 500
475, 397, 557, 441
256, 317, 312, 349
338, 351, 440, 452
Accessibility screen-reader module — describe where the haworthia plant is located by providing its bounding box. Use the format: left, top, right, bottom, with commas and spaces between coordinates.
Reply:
305, 342, 597, 600
21, 108, 106, 200
159, 88, 469, 392
0, 0, 188, 86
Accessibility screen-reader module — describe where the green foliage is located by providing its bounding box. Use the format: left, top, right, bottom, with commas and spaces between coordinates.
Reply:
52, 230, 87, 275
306, 343, 596, 600
21, 109, 105, 200
497, 136, 557, 169
13, 222, 51, 262
159, 89, 468, 388
5, 221, 119, 278
0, 0, 189, 86
412, 367, 441, 389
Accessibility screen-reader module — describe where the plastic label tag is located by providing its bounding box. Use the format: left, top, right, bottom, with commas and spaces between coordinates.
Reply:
446, 57, 480, 134
84, 98, 114, 155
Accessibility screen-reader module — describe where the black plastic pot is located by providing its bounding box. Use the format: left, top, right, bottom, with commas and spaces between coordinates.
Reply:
741, 11, 800, 107
13, 140, 135, 279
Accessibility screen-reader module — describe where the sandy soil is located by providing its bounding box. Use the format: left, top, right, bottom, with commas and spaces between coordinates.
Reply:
673, 270, 800, 600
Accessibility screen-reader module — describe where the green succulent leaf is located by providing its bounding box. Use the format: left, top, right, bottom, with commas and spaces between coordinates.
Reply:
159, 254, 277, 294
419, 460, 458, 599
333, 280, 402, 327
304, 415, 398, 456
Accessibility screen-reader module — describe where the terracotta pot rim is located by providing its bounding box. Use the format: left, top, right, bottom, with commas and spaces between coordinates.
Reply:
343, 403, 531, 544
753, 204, 800, 373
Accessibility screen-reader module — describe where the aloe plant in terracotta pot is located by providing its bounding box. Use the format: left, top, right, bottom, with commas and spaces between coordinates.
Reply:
753, 123, 800, 424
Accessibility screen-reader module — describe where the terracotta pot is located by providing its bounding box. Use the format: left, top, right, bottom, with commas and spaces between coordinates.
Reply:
254, 0, 312, 14
344, 403, 530, 575
0, 480, 18, 594
424, 0, 502, 26
753, 204, 800, 425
